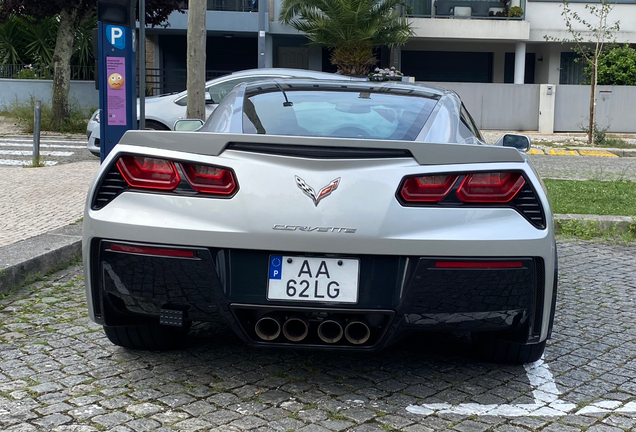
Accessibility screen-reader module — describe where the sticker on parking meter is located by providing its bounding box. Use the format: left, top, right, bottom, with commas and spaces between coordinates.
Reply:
106, 57, 127, 126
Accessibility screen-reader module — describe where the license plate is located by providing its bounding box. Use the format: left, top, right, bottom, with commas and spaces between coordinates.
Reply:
267, 256, 359, 303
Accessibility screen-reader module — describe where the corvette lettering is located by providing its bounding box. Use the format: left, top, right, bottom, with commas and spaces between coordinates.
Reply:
273, 225, 356, 234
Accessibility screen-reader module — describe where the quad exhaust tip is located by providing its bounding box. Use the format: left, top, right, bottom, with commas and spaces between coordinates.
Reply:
318, 318, 344, 344
345, 318, 371, 345
283, 314, 309, 342
255, 315, 281, 341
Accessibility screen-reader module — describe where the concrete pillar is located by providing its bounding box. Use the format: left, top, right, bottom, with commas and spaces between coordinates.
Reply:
538, 84, 556, 133
514, 41, 526, 84
492, 49, 505, 83
265, 34, 273, 68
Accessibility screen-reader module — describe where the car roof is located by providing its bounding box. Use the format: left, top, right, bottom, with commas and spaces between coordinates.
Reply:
229, 68, 364, 81
241, 79, 447, 99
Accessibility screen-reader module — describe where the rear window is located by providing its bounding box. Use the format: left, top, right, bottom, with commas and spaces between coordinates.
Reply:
243, 90, 438, 141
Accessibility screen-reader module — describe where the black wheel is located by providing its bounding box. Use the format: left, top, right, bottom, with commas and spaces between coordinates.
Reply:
103, 323, 190, 351
472, 331, 545, 364
139, 120, 170, 131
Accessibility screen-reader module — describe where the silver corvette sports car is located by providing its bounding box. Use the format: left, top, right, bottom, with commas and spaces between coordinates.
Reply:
83, 80, 556, 364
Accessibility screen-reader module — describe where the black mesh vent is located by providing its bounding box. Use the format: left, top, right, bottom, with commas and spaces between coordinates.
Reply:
226, 142, 413, 159
532, 257, 545, 337
90, 238, 103, 320
510, 183, 546, 229
92, 164, 128, 210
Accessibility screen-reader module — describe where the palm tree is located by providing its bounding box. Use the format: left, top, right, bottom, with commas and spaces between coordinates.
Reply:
280, 0, 413, 76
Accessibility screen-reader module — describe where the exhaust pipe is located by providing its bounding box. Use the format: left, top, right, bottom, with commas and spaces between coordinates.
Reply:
255, 315, 281, 341
345, 318, 371, 345
318, 317, 343, 344
282, 314, 309, 342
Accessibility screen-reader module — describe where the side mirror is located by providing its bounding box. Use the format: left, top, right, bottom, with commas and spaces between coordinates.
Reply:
205, 93, 215, 104
174, 119, 204, 132
497, 134, 531, 152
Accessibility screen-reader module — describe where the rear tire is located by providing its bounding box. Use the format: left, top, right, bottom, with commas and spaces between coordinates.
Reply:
103, 323, 190, 351
472, 331, 545, 364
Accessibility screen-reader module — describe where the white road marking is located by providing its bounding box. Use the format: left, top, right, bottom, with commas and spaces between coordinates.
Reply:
0, 138, 85, 144
0, 150, 74, 157
0, 142, 86, 149
0, 159, 57, 166
406, 357, 634, 417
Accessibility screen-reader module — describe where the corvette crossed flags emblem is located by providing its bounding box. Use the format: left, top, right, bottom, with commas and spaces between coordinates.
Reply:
295, 176, 341, 207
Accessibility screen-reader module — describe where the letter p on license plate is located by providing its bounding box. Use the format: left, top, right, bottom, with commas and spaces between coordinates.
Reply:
267, 256, 359, 303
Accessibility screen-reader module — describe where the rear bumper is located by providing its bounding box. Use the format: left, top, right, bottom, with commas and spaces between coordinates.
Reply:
87, 238, 551, 350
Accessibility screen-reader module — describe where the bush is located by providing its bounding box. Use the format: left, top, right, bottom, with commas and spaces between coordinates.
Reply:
508, 6, 523, 17
579, 122, 609, 144
2, 97, 90, 133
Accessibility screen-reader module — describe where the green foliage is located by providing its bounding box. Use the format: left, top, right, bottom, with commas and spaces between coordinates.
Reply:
593, 44, 636, 86
0, 15, 25, 64
72, 16, 97, 73
1, 97, 91, 133
579, 122, 609, 144
544, 179, 636, 216
279, 0, 413, 75
22, 15, 58, 66
508, 6, 523, 17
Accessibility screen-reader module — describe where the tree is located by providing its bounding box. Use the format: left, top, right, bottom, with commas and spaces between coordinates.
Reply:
279, 0, 413, 76
545, 0, 619, 145
592, 44, 636, 86
0, 0, 184, 130
186, 0, 206, 121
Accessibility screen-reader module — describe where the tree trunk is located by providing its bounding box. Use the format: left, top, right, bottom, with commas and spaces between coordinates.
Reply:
331, 44, 377, 76
186, 0, 207, 121
588, 61, 597, 145
50, 8, 78, 130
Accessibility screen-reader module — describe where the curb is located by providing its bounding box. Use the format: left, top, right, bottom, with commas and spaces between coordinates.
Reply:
0, 215, 632, 293
553, 214, 634, 235
0, 223, 82, 293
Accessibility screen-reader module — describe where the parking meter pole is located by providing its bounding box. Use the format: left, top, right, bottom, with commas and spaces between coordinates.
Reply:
97, 0, 138, 163
139, 0, 146, 130
33, 100, 41, 166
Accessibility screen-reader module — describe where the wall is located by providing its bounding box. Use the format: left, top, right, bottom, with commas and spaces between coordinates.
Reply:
418, 81, 636, 133
420, 82, 540, 130
0, 79, 98, 111
555, 85, 636, 133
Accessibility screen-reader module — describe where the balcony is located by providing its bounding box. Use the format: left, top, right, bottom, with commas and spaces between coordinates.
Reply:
405, 0, 525, 19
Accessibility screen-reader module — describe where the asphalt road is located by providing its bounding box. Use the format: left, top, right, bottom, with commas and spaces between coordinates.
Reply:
0, 240, 635, 431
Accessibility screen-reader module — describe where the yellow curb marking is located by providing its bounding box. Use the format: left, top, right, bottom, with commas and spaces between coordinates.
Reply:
548, 149, 579, 156
528, 149, 544, 155
578, 149, 619, 157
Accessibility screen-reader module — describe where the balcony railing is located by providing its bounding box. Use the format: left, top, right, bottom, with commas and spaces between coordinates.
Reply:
405, 0, 526, 18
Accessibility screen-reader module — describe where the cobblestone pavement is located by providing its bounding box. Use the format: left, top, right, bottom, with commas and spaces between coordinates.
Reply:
0, 137, 97, 167
0, 161, 99, 248
0, 240, 635, 431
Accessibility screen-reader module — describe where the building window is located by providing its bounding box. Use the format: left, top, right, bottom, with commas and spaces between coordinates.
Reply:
559, 52, 586, 84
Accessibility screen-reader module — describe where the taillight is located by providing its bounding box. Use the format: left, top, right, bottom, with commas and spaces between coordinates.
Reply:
400, 175, 458, 202
116, 155, 180, 190
456, 172, 525, 203
181, 163, 236, 195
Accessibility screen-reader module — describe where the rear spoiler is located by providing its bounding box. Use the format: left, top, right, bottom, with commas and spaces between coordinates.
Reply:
118, 131, 524, 166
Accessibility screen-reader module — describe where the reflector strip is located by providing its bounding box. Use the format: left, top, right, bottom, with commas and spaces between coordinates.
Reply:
435, 261, 523, 269
110, 244, 195, 258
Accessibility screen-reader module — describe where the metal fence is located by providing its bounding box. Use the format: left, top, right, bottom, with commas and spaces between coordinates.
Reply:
0, 64, 94, 81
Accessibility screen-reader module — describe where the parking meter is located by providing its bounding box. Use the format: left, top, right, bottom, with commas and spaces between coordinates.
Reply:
97, 0, 137, 162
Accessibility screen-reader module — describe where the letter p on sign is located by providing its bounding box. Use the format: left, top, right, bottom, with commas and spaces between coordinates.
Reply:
106, 25, 125, 50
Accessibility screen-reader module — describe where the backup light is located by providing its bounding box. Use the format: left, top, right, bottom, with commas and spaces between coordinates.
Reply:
116, 155, 180, 190
456, 172, 525, 203
400, 174, 458, 202
181, 163, 236, 195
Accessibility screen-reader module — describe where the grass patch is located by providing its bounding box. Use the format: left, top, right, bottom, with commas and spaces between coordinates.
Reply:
599, 137, 636, 149
0, 97, 91, 134
544, 179, 636, 216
